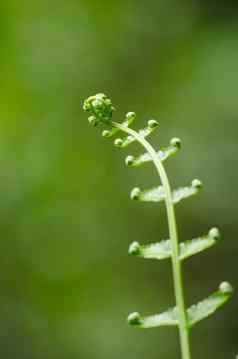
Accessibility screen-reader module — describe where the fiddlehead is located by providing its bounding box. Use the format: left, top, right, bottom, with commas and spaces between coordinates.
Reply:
83, 93, 233, 359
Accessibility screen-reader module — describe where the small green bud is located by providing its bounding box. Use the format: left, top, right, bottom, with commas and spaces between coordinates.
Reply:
83, 101, 90, 111
102, 130, 110, 138
83, 93, 115, 125
125, 155, 135, 166
114, 138, 123, 147
129, 241, 141, 255
147, 119, 159, 129
170, 137, 181, 148
219, 281, 233, 294
130, 187, 141, 200
126, 112, 136, 121
88, 115, 99, 127
92, 98, 103, 108
209, 227, 220, 239
127, 312, 141, 325
191, 179, 203, 189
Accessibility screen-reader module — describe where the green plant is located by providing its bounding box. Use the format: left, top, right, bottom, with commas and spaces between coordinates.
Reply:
83, 93, 233, 359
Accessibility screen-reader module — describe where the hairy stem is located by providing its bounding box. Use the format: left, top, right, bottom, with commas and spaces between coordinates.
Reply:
113, 122, 191, 359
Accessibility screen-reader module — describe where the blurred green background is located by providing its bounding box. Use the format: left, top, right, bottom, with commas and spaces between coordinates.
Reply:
0, 0, 238, 358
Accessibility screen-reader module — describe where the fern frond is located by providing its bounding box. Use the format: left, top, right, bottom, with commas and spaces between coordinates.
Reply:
83, 93, 233, 359
125, 137, 181, 167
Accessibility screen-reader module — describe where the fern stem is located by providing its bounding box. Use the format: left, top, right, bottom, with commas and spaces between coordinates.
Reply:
113, 122, 192, 359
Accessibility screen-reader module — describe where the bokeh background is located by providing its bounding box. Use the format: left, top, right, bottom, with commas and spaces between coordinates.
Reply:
0, 1, 238, 358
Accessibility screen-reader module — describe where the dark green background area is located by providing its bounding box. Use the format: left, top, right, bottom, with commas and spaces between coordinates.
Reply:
0, 1, 237, 358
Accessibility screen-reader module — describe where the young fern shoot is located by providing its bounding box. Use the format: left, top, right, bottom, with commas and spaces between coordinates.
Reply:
83, 93, 233, 359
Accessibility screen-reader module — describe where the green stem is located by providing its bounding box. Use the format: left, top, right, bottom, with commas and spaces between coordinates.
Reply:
113, 122, 192, 359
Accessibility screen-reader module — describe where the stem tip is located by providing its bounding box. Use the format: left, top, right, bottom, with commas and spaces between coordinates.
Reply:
129, 241, 141, 255
219, 282, 233, 294
125, 155, 135, 166
127, 312, 141, 325
130, 187, 141, 200
209, 227, 220, 239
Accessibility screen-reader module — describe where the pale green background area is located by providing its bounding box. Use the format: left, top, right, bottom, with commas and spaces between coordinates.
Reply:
0, 1, 237, 358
